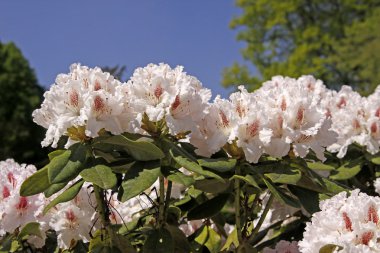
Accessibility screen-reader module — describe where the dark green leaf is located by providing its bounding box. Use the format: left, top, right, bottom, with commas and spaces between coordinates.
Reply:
80, 165, 117, 189
48, 150, 66, 161
43, 179, 84, 214
288, 186, 320, 213
194, 179, 230, 193
101, 135, 164, 161
143, 228, 174, 253
263, 178, 300, 208
188, 193, 230, 220
121, 162, 161, 202
20, 166, 50, 196
166, 225, 192, 253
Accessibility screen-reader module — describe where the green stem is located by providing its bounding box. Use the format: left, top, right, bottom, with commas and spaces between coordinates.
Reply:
248, 193, 274, 244
234, 166, 243, 244
158, 175, 166, 227
93, 185, 110, 227
164, 180, 172, 215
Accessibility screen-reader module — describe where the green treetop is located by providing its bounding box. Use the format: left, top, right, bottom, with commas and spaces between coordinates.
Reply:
0, 41, 47, 164
223, 0, 380, 94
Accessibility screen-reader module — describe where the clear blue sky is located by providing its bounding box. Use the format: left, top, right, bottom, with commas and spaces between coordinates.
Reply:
0, 1, 254, 98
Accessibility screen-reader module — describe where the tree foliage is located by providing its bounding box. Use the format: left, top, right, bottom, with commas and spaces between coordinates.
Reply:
0, 41, 47, 164
223, 0, 380, 94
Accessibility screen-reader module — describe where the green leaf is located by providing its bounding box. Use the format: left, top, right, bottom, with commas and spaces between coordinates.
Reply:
43, 179, 84, 214
101, 135, 164, 161
80, 165, 117, 189
221, 228, 239, 250
44, 182, 67, 198
18, 222, 42, 240
121, 162, 161, 202
194, 179, 230, 193
263, 177, 300, 208
170, 150, 224, 182
288, 186, 320, 214
143, 228, 174, 253
188, 193, 230, 220
20, 166, 50, 196
330, 161, 361, 180
197, 158, 237, 172
195, 226, 221, 253
48, 143, 89, 184
307, 161, 335, 171
167, 171, 195, 187
230, 174, 261, 189
48, 150, 66, 161
319, 244, 343, 253
264, 169, 301, 185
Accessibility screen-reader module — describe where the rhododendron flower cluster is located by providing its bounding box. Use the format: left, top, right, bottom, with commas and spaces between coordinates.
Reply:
32, 62, 380, 162
299, 190, 380, 252
0, 159, 44, 246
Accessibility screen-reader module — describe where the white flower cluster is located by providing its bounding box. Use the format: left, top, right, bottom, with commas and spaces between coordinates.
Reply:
0, 159, 154, 250
299, 190, 380, 253
324, 86, 380, 158
263, 240, 300, 253
0, 159, 44, 247
33, 63, 380, 161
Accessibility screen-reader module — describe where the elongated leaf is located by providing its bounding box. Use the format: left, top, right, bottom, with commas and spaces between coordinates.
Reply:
43, 182, 67, 198
188, 193, 230, 220
288, 186, 319, 214
101, 135, 164, 161
263, 178, 300, 208
121, 162, 161, 202
167, 171, 195, 187
265, 169, 301, 185
80, 165, 117, 189
221, 228, 238, 250
48, 143, 89, 184
20, 166, 50, 196
166, 225, 192, 253
170, 150, 224, 182
43, 179, 84, 214
198, 158, 237, 172
18, 222, 42, 240
307, 162, 335, 171
194, 179, 230, 193
143, 228, 174, 253
230, 174, 260, 189
330, 161, 361, 180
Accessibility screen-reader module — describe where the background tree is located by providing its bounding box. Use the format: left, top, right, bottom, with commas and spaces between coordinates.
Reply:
223, 0, 380, 94
0, 41, 47, 164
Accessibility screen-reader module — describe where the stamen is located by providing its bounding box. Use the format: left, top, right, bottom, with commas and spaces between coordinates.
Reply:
16, 197, 28, 211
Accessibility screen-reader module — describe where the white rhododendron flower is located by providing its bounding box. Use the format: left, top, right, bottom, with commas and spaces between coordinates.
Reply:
33, 64, 125, 148
127, 63, 211, 137
374, 178, 380, 196
299, 190, 380, 253
254, 75, 336, 161
263, 240, 300, 253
